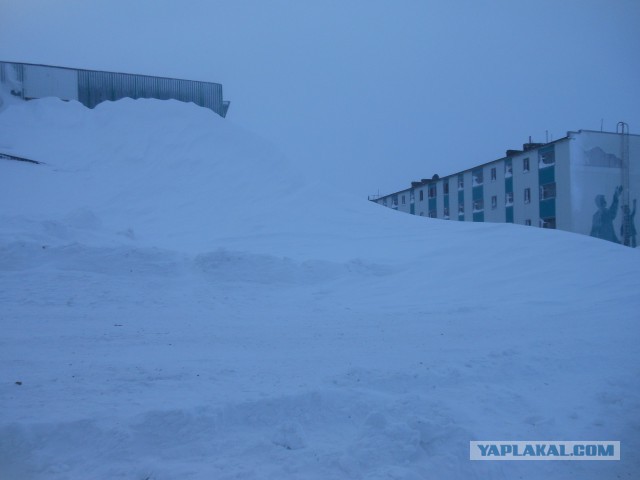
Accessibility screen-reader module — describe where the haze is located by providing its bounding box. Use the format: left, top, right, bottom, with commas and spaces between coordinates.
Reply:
1, 0, 638, 195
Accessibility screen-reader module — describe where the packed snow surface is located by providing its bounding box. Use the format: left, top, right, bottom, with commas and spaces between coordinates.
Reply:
1, 94, 639, 479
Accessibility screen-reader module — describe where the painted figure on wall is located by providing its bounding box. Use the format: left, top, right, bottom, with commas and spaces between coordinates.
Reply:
590, 186, 622, 243
621, 199, 637, 248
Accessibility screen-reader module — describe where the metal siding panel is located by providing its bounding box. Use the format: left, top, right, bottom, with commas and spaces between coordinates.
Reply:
159, 78, 173, 101
506, 206, 514, 223
78, 70, 89, 105
540, 199, 556, 218
5, 62, 228, 116
505, 176, 513, 193
539, 164, 555, 185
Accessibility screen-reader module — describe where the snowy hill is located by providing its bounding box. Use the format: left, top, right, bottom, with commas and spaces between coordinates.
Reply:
1, 95, 639, 479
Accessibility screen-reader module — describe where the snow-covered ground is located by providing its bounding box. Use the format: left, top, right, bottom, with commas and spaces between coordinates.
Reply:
1, 94, 639, 479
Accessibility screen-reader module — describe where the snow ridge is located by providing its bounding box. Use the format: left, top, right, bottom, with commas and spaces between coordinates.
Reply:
1, 94, 639, 479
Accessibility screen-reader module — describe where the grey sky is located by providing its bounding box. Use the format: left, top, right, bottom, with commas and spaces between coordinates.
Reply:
1, 0, 639, 195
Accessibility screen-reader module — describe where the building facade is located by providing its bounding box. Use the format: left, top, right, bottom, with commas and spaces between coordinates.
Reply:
0, 61, 230, 118
371, 128, 640, 247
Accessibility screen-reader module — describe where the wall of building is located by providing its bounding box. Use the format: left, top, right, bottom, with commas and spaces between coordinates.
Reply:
568, 130, 640, 245
448, 177, 459, 221
462, 171, 473, 221
554, 139, 572, 232
511, 149, 539, 226
395, 188, 412, 214
482, 161, 507, 223
414, 185, 426, 216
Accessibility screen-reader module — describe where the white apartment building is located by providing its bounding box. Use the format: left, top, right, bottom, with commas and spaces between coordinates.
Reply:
371, 127, 639, 247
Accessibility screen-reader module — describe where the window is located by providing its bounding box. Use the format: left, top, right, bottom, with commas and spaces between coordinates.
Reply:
401, 195, 406, 205
540, 182, 556, 200
505, 160, 513, 178
523, 157, 530, 173
443, 181, 449, 195
419, 190, 424, 201
539, 150, 555, 168
505, 192, 514, 206
429, 210, 437, 218
472, 169, 483, 186
410, 191, 415, 202
524, 188, 531, 204
428, 185, 437, 198
458, 175, 464, 190
525, 219, 532, 226
392, 195, 398, 206
540, 217, 557, 229
383, 199, 387, 206
491, 167, 497, 181
473, 199, 484, 212
491, 195, 497, 209
458, 204, 465, 214
444, 207, 450, 218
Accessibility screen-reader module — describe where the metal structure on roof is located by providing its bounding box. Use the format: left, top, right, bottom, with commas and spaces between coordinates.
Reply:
0, 61, 230, 118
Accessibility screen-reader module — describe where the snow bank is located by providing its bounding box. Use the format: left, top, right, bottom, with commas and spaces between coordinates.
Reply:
1, 94, 639, 479
0, 94, 300, 253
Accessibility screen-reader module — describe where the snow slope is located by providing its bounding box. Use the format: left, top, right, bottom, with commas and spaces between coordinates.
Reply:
1, 95, 639, 479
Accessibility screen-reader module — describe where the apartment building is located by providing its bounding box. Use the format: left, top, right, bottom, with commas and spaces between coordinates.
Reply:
371, 127, 639, 246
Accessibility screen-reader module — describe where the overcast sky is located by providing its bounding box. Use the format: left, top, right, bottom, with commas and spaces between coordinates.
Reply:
1, 0, 639, 195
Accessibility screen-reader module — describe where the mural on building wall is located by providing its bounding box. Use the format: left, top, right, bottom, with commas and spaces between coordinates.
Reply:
590, 186, 622, 243
572, 131, 639, 248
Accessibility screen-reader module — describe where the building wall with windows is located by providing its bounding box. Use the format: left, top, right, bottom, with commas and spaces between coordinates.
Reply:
371, 129, 640, 246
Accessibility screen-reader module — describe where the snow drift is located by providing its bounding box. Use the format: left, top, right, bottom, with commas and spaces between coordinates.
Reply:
1, 94, 639, 479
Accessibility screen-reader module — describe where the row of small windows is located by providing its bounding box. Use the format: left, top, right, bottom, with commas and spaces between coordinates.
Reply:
470, 161, 530, 186
415, 182, 448, 201
467, 154, 555, 184
408, 154, 555, 201
486, 183, 556, 211
486, 183, 557, 208
383, 183, 555, 209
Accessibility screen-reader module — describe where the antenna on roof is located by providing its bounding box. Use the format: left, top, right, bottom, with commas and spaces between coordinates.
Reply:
546, 130, 549, 143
